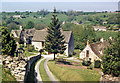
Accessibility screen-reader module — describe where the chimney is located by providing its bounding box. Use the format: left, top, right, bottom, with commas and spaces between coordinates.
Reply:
100, 37, 104, 42
19, 26, 23, 30
87, 40, 90, 45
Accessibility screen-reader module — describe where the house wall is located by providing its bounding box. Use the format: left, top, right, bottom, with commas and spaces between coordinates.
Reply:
94, 28, 107, 31
79, 45, 101, 62
68, 33, 74, 56
64, 44, 69, 56
32, 41, 42, 51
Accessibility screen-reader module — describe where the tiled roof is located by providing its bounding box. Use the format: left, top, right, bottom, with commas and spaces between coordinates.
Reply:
32, 30, 72, 43
90, 41, 109, 58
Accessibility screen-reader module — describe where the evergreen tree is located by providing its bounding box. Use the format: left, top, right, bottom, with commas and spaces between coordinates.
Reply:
102, 30, 120, 76
45, 8, 66, 60
0, 26, 17, 56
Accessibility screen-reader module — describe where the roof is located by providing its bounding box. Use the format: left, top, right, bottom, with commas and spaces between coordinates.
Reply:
11, 28, 35, 39
11, 30, 21, 37
93, 26, 106, 29
32, 30, 72, 43
90, 41, 109, 58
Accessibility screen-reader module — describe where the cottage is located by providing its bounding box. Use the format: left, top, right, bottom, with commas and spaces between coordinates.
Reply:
32, 28, 74, 56
11, 26, 35, 46
11, 26, 74, 56
79, 39, 109, 62
93, 26, 107, 31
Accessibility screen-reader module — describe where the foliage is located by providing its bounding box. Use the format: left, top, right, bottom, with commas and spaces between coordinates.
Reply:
25, 21, 34, 29
1, 26, 17, 56
82, 60, 92, 66
7, 22, 18, 32
94, 60, 101, 68
102, 31, 120, 77
27, 44, 35, 52
45, 8, 66, 60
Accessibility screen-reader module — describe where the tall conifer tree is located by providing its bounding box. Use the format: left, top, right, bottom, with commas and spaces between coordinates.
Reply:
45, 8, 66, 60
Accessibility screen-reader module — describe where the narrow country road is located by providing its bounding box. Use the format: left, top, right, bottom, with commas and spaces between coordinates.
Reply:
35, 54, 59, 83
34, 57, 45, 83
44, 58, 59, 82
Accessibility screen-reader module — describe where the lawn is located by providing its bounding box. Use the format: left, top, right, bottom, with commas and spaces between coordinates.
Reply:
48, 61, 101, 81
73, 49, 81, 58
39, 59, 51, 82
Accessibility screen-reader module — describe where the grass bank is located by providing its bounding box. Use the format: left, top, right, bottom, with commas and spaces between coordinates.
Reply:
1, 66, 17, 81
48, 61, 101, 81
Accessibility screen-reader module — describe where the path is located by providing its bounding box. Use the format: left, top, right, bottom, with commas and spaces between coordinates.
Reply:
44, 58, 59, 82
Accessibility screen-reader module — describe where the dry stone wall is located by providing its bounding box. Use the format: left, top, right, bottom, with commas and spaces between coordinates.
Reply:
2, 54, 41, 81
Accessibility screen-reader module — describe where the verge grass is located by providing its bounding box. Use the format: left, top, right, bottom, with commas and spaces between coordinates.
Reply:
48, 61, 101, 81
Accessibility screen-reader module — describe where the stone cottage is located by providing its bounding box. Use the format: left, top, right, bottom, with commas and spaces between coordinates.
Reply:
11, 26, 74, 56
32, 28, 74, 56
79, 39, 109, 62
11, 26, 35, 46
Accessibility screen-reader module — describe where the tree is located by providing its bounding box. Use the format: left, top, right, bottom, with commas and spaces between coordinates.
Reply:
0, 26, 17, 56
26, 21, 34, 29
102, 31, 120, 77
7, 22, 18, 32
45, 8, 66, 60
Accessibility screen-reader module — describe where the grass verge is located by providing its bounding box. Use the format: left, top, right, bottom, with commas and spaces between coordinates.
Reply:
2, 66, 17, 81
48, 61, 101, 81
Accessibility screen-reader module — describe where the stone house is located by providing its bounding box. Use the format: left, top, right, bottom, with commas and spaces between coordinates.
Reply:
93, 26, 107, 31
11, 26, 35, 46
11, 26, 74, 56
32, 28, 74, 56
79, 39, 109, 62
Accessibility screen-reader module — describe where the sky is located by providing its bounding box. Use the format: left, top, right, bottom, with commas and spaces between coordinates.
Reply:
1, 0, 120, 2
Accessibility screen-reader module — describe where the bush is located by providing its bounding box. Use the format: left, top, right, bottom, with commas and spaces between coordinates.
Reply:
27, 45, 35, 52
94, 60, 101, 68
87, 64, 94, 70
69, 53, 72, 57
82, 60, 91, 66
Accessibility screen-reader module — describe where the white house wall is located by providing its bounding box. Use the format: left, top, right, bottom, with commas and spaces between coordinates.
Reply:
32, 41, 42, 51
79, 45, 101, 62
64, 44, 69, 56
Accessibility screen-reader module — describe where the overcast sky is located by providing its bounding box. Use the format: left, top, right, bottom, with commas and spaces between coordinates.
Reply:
1, 0, 120, 2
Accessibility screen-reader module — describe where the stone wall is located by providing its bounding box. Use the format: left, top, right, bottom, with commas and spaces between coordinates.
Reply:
2, 54, 41, 81
100, 74, 120, 82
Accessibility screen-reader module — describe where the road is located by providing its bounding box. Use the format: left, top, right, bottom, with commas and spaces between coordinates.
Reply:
35, 54, 59, 83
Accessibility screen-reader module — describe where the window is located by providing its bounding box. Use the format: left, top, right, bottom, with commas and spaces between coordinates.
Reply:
86, 50, 89, 57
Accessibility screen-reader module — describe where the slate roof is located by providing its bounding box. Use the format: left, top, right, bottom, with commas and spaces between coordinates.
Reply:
32, 30, 72, 43
90, 41, 109, 58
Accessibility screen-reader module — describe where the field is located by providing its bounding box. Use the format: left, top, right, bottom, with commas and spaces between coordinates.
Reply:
48, 61, 101, 81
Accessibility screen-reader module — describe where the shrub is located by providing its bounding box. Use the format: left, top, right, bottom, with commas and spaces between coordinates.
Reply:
69, 53, 72, 57
27, 45, 35, 52
94, 60, 101, 68
82, 60, 91, 66
87, 64, 94, 70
